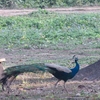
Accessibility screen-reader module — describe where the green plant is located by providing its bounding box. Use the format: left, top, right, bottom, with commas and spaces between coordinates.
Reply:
0, 0, 100, 8
0, 11, 100, 49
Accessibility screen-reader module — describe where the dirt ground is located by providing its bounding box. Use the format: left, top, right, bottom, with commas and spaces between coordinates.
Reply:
0, 7, 100, 100
0, 6, 100, 16
0, 47, 100, 100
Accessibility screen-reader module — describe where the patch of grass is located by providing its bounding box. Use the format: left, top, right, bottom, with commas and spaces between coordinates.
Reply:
4, 95, 20, 100
0, 10, 100, 50
79, 56, 99, 66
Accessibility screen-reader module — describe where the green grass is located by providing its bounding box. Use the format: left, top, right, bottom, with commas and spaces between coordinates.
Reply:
0, 10, 100, 100
0, 10, 100, 49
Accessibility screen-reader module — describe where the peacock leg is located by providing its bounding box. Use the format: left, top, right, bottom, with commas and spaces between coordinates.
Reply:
64, 82, 68, 93
53, 80, 60, 92
52, 80, 60, 93
54, 80, 60, 87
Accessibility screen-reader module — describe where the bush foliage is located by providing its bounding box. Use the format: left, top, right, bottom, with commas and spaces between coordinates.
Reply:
0, 0, 100, 8
0, 10, 100, 49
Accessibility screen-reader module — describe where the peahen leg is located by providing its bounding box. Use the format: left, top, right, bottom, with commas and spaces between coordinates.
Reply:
2, 83, 5, 91
6, 76, 16, 93
1, 78, 8, 91
63, 82, 68, 93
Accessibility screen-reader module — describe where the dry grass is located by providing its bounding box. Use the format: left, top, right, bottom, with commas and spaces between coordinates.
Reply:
0, 72, 100, 100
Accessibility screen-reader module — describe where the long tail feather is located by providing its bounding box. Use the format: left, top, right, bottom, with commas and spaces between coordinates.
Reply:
0, 63, 47, 82
0, 63, 49, 92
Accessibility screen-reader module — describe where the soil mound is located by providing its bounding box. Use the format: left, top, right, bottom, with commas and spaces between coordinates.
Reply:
73, 59, 100, 81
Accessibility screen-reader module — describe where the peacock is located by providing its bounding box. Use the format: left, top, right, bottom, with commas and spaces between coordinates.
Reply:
0, 56, 79, 93
42, 56, 80, 92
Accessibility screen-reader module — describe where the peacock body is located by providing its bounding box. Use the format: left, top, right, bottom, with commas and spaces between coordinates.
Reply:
0, 56, 79, 93
43, 57, 80, 91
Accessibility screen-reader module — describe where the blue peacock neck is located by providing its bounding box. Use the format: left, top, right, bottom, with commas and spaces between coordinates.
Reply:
70, 60, 80, 78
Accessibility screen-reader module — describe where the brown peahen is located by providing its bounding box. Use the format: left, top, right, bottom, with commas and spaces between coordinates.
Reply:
0, 58, 6, 91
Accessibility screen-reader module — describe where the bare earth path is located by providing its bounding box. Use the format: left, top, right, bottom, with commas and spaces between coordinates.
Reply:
0, 6, 100, 16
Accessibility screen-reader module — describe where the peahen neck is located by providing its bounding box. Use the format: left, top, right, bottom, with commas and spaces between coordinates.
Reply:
70, 60, 80, 78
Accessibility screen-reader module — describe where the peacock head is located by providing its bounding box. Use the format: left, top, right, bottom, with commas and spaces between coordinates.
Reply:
72, 55, 78, 62
75, 57, 78, 61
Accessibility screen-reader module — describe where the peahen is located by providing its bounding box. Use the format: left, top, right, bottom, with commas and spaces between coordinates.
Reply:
0, 56, 79, 93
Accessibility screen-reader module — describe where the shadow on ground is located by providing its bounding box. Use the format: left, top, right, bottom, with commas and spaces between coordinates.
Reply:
73, 59, 100, 81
